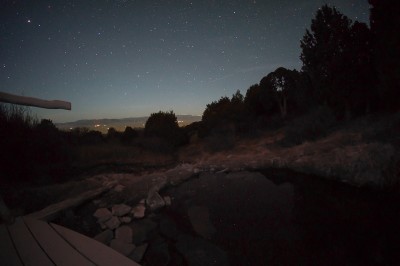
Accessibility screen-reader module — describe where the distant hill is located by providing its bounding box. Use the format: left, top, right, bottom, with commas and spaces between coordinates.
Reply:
56, 115, 201, 133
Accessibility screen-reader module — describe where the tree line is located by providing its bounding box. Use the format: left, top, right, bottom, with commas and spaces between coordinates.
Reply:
200, 2, 399, 137
1, 1, 398, 184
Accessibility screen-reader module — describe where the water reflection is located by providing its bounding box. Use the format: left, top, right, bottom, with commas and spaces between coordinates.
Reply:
166, 170, 400, 265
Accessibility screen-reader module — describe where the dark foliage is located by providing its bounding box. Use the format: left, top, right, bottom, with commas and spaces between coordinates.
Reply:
106, 127, 122, 142
244, 84, 276, 118
121, 126, 138, 145
145, 110, 185, 147
0, 105, 72, 184
300, 5, 377, 118
369, 0, 400, 111
281, 106, 336, 146
202, 90, 247, 137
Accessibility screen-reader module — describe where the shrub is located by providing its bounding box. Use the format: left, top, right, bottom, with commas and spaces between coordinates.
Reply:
204, 125, 236, 152
145, 111, 184, 147
0, 104, 72, 184
282, 106, 337, 146
121, 126, 138, 145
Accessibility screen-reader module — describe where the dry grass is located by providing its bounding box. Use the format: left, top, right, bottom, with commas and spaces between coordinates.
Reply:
71, 142, 176, 171
183, 116, 399, 190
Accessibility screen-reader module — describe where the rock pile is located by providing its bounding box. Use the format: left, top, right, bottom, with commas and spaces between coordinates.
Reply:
90, 164, 229, 265
92, 196, 171, 264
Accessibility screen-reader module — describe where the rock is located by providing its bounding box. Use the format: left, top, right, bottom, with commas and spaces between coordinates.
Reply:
145, 238, 170, 266
163, 196, 172, 207
98, 221, 107, 230
104, 216, 121, 230
193, 168, 200, 174
139, 199, 146, 204
129, 219, 158, 244
115, 225, 133, 243
94, 229, 113, 245
128, 243, 148, 263
146, 191, 165, 212
92, 199, 101, 206
175, 235, 229, 266
113, 184, 125, 192
112, 204, 132, 216
159, 216, 180, 241
187, 205, 216, 239
120, 216, 132, 224
131, 204, 146, 219
93, 208, 112, 223
110, 239, 136, 256
216, 168, 229, 174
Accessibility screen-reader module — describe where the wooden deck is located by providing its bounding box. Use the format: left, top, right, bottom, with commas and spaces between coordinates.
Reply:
0, 217, 140, 266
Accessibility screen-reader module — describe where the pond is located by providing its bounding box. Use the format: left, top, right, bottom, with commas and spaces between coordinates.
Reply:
164, 169, 400, 265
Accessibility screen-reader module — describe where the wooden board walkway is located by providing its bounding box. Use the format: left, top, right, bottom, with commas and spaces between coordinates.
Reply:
0, 217, 140, 266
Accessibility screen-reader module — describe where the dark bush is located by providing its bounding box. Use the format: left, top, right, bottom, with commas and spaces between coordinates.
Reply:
136, 137, 175, 154
145, 111, 185, 147
81, 130, 104, 145
121, 126, 138, 145
204, 124, 236, 152
106, 127, 122, 142
281, 106, 337, 146
0, 104, 72, 184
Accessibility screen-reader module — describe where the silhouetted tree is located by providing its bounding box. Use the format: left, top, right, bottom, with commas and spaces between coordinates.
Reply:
300, 5, 377, 118
145, 111, 183, 146
121, 126, 138, 144
36, 119, 57, 132
202, 90, 246, 136
106, 127, 120, 141
82, 130, 103, 145
261, 67, 301, 118
244, 83, 276, 118
369, 0, 400, 111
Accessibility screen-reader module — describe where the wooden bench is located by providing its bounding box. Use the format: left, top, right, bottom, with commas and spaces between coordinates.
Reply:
0, 217, 140, 266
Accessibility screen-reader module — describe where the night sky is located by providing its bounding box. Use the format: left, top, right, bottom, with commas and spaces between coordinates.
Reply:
0, 0, 370, 123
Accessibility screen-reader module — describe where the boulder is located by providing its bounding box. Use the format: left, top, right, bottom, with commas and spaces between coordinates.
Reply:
113, 184, 125, 192
129, 219, 158, 245
115, 225, 133, 244
163, 196, 172, 207
112, 204, 132, 216
175, 235, 228, 266
98, 221, 107, 230
131, 204, 146, 219
104, 216, 121, 230
159, 216, 180, 241
129, 243, 148, 263
93, 208, 112, 223
187, 205, 216, 239
146, 192, 165, 212
93, 229, 113, 245
145, 238, 170, 266
110, 239, 136, 256
120, 216, 132, 224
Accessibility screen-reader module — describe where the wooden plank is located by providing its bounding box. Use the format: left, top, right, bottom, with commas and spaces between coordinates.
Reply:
23, 217, 94, 266
0, 223, 23, 266
0, 91, 71, 110
51, 223, 141, 266
26, 185, 113, 221
7, 217, 54, 266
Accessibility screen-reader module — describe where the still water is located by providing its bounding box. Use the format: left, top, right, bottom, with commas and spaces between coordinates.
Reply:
165, 170, 400, 265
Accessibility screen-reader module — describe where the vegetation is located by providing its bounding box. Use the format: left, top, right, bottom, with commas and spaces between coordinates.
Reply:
144, 110, 186, 149
0, 105, 72, 184
2, 2, 399, 191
